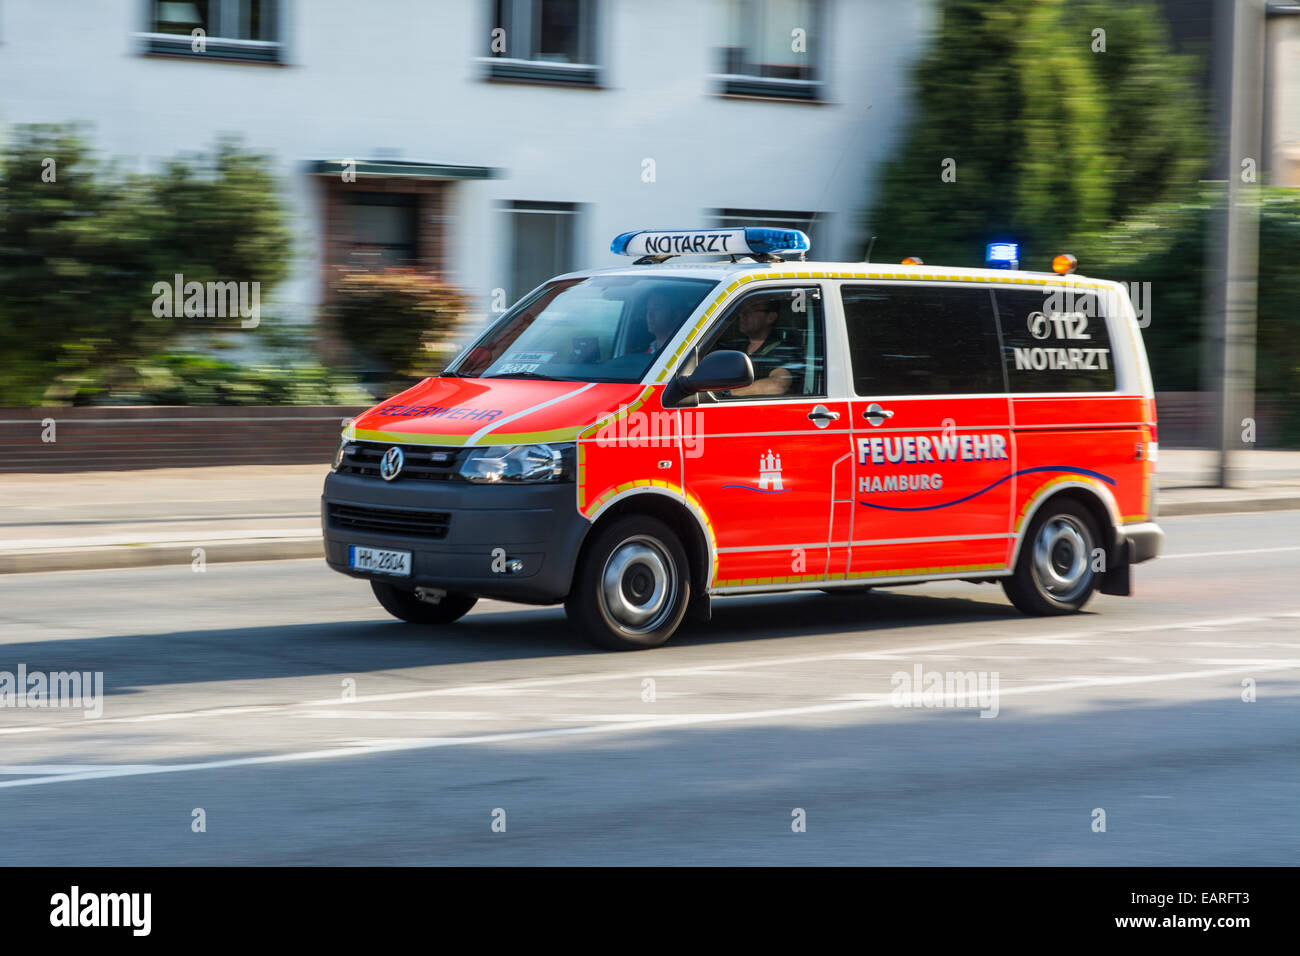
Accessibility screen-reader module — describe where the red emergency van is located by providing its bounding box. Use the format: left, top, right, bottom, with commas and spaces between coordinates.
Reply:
322, 228, 1163, 649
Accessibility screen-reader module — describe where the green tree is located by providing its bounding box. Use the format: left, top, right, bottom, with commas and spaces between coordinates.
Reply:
0, 125, 293, 404
865, 0, 1206, 269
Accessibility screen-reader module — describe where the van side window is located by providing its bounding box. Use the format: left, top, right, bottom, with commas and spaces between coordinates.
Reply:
701, 287, 825, 399
994, 288, 1117, 393
841, 284, 1003, 396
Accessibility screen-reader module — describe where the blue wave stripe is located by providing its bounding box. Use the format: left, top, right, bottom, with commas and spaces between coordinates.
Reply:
857, 465, 1115, 512
722, 484, 789, 494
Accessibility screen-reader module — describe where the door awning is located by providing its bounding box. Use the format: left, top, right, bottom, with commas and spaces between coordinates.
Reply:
306, 159, 502, 180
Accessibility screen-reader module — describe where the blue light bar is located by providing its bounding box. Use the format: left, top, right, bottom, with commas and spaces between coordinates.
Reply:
611, 227, 810, 257
985, 242, 1019, 269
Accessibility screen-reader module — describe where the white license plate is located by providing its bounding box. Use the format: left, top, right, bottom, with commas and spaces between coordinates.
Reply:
349, 546, 411, 576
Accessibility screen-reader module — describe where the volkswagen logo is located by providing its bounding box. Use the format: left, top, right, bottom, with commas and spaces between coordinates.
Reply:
379, 446, 404, 481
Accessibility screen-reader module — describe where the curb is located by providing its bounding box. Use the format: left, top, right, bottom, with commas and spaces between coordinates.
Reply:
1158, 497, 1300, 517
0, 538, 322, 575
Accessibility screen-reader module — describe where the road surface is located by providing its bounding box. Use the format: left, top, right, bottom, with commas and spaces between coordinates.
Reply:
1, 511, 1297, 865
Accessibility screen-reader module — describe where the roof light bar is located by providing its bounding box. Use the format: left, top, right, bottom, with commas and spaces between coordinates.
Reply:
610, 227, 810, 258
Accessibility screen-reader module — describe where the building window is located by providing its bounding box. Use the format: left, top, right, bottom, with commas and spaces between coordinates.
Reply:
141, 0, 282, 63
717, 0, 823, 100
484, 0, 600, 87
505, 201, 580, 304
341, 193, 420, 269
713, 208, 823, 259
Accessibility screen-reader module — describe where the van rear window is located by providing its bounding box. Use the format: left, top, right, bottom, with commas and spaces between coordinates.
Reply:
841, 284, 1003, 396
994, 288, 1116, 393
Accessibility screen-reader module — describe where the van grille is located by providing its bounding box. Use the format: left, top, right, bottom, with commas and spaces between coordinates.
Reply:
328, 503, 451, 539
337, 442, 464, 480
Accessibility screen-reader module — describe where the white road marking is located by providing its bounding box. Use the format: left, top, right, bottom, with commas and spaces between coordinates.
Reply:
0, 765, 160, 775
1164, 545, 1300, 560
4, 609, 1299, 738
0, 661, 1294, 791
296, 710, 514, 721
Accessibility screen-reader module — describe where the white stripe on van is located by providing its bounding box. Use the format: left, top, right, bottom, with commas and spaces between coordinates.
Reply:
466, 382, 598, 445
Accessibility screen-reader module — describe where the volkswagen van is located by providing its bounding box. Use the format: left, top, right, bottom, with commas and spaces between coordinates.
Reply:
322, 228, 1163, 650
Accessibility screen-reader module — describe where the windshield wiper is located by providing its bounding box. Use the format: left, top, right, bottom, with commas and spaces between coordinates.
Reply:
481, 371, 570, 381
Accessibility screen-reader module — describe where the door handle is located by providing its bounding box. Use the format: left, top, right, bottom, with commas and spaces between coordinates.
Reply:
863, 403, 894, 426
807, 404, 840, 428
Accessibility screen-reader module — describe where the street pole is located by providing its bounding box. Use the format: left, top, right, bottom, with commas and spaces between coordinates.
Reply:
1216, 0, 1265, 487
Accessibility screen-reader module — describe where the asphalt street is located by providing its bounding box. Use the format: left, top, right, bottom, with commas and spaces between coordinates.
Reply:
1, 511, 1297, 865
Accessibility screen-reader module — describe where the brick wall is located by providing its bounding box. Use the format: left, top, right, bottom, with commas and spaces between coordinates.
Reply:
1154, 393, 1291, 448
0, 406, 370, 473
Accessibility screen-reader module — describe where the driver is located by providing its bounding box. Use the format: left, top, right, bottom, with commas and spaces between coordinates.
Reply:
719, 297, 802, 397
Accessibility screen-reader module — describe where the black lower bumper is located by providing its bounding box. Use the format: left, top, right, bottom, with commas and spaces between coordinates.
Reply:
321, 472, 591, 604
1123, 521, 1164, 564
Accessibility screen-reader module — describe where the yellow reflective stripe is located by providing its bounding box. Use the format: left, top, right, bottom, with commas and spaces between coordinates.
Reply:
353, 429, 470, 446
577, 386, 655, 440
714, 562, 1006, 588
485, 426, 584, 444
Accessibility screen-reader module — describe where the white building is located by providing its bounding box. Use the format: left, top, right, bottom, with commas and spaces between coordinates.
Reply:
1, 0, 931, 340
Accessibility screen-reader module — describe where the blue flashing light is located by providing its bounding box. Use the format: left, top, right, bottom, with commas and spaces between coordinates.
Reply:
742, 227, 810, 254
609, 231, 639, 256
985, 242, 1019, 269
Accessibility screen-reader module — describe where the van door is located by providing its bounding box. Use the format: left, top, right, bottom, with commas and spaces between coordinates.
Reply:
683, 285, 854, 589
841, 283, 1015, 580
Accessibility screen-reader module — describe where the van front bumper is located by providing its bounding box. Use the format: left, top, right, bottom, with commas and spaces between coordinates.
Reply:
321, 472, 590, 604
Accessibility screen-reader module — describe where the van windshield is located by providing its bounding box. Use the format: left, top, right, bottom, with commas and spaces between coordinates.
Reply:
446, 275, 718, 383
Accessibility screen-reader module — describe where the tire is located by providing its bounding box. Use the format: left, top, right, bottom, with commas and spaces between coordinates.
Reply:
371, 580, 477, 625
1002, 498, 1101, 615
565, 515, 691, 650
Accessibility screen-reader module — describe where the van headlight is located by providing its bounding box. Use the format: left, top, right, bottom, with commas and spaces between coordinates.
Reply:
332, 439, 353, 471
459, 443, 576, 483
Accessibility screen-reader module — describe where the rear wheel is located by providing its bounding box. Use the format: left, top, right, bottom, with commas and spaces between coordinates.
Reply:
1002, 499, 1101, 615
565, 515, 690, 650
371, 580, 477, 625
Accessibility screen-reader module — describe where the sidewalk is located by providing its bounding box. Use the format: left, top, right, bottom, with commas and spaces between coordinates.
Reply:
2, 451, 1298, 574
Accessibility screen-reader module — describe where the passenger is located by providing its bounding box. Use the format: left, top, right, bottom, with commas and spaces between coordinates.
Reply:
643, 289, 691, 353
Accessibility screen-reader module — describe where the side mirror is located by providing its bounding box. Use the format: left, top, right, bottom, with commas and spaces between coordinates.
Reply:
661, 349, 754, 407
682, 349, 754, 393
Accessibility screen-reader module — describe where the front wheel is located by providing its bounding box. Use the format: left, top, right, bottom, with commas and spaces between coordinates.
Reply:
565, 515, 690, 650
371, 580, 477, 625
1002, 499, 1101, 615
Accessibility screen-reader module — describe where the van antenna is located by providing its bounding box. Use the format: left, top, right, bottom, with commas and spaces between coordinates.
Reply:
865, 235, 877, 263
